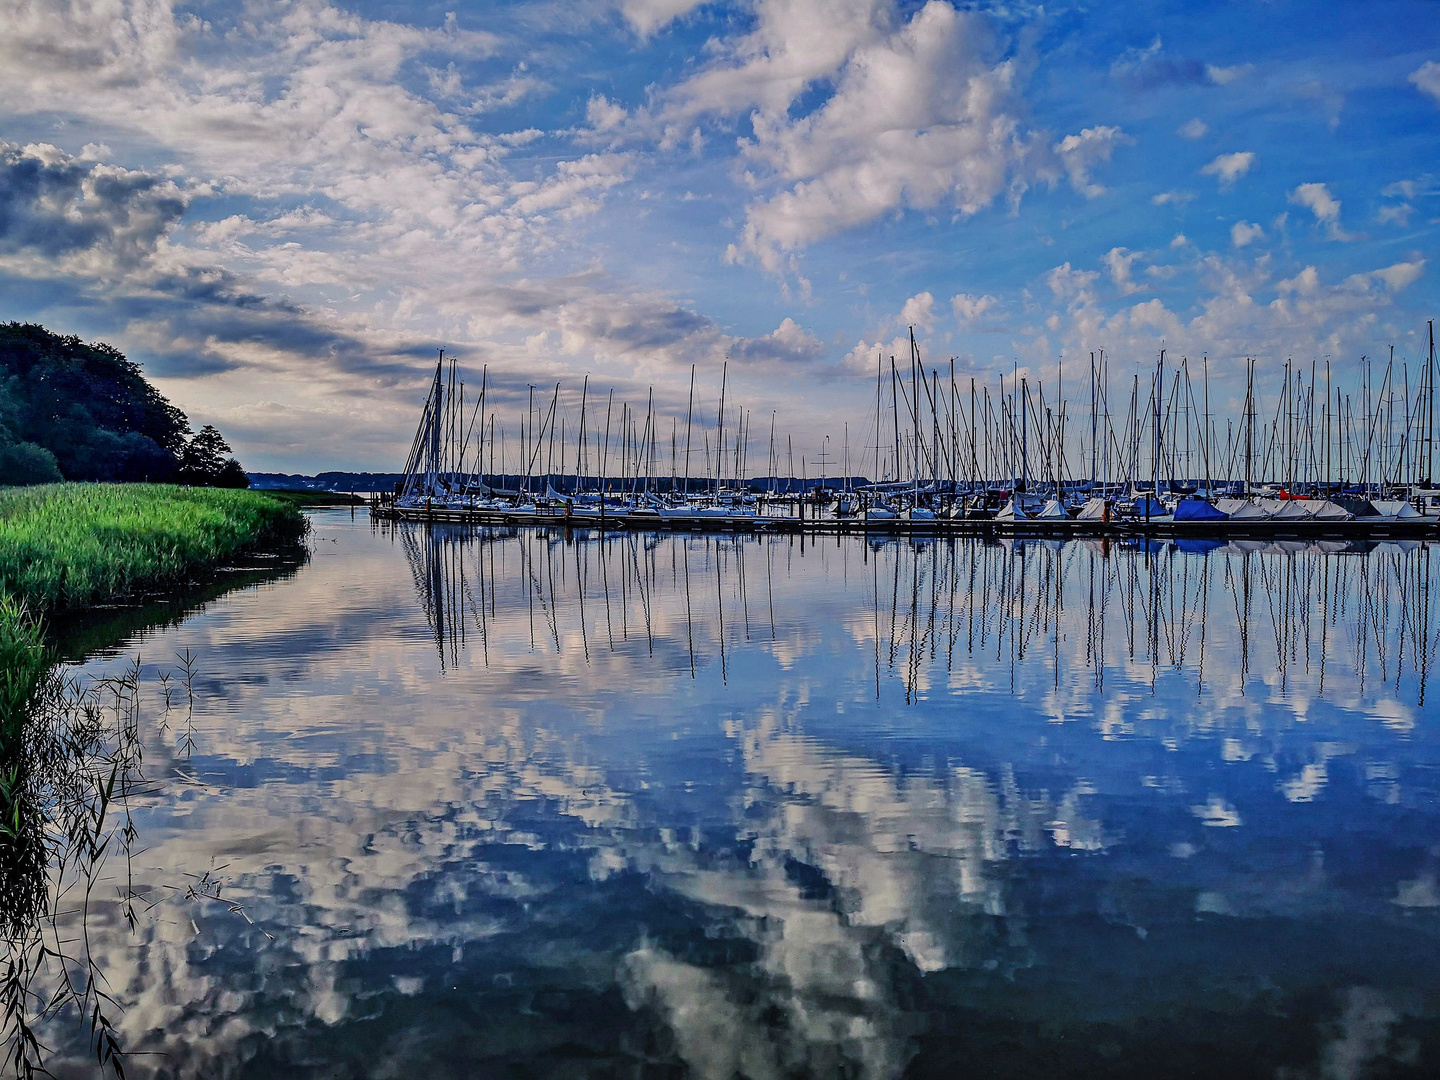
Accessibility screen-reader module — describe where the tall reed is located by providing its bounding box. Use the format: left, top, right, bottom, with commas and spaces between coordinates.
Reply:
0, 484, 306, 612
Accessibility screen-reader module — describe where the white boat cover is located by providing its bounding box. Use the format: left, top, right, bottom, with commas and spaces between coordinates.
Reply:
1301, 499, 1352, 521
1076, 498, 1108, 521
1036, 498, 1070, 519
1370, 499, 1422, 519
995, 498, 1029, 521
1217, 498, 1272, 519
1268, 499, 1314, 520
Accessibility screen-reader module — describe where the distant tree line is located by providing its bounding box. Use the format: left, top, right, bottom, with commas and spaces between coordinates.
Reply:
0, 323, 248, 487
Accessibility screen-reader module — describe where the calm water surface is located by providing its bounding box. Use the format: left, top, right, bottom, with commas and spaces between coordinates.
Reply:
61, 512, 1440, 1078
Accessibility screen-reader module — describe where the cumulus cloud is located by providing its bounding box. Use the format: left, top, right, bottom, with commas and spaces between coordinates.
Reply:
0, 142, 186, 272
900, 291, 935, 329
718, 2, 1051, 270
1410, 60, 1440, 105
619, 0, 710, 37
1371, 259, 1424, 291
726, 317, 825, 365
951, 292, 996, 323
1277, 266, 1319, 294
586, 94, 628, 132
1103, 247, 1143, 295
1230, 221, 1264, 247
1205, 63, 1252, 85
1045, 262, 1099, 303
1177, 118, 1209, 139
1151, 189, 1194, 206
1020, 236, 1427, 395
1376, 202, 1412, 226
1054, 126, 1130, 199
1201, 151, 1255, 188
1289, 181, 1347, 238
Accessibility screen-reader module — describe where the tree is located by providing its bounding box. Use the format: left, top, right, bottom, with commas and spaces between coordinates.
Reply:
0, 324, 253, 486
0, 323, 190, 481
178, 426, 233, 484
214, 458, 250, 488
0, 440, 62, 485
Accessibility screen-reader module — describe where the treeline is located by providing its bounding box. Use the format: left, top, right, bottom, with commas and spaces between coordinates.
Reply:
0, 323, 247, 487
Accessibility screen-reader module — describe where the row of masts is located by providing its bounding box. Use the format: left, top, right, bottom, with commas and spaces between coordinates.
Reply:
399, 526, 1436, 705
400, 320, 1438, 503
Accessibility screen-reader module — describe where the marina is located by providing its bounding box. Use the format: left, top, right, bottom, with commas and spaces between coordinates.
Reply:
374, 326, 1440, 541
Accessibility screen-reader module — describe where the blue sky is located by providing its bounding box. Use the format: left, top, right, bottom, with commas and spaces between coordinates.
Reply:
1, 0, 1437, 472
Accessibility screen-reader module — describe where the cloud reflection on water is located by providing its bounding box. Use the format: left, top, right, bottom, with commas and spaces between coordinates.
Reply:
56, 517, 1440, 1077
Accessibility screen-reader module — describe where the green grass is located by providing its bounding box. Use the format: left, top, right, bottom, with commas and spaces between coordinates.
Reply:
0, 483, 307, 612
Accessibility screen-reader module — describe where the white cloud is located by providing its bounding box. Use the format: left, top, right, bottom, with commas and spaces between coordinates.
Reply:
900, 291, 935, 329
1376, 202, 1412, 226
1289, 181, 1348, 238
1054, 126, 1130, 199
1205, 63, 1252, 85
1125, 297, 1184, 337
1201, 151, 1255, 188
1045, 262, 1099, 303
726, 316, 825, 365
1230, 221, 1264, 247
1170, 233, 1189, 248
586, 94, 628, 132
1151, 189, 1194, 206
661, 0, 893, 122
950, 292, 996, 323
1177, 118, 1209, 139
723, 2, 1047, 270
1103, 246, 1143, 295
1410, 60, 1440, 105
1372, 259, 1424, 291
620, 0, 711, 37
1277, 266, 1319, 294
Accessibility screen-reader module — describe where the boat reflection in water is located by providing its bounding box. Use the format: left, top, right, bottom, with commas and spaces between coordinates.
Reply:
64, 518, 1440, 1078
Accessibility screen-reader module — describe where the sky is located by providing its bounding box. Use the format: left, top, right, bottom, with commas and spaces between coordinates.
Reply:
1, 0, 1437, 474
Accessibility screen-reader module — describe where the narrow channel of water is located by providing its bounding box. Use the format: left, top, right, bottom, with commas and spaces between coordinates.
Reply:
54, 511, 1440, 1077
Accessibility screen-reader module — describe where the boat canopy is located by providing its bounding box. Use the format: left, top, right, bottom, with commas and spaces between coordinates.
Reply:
1173, 498, 1228, 522
1217, 498, 1271, 520
1036, 499, 1070, 520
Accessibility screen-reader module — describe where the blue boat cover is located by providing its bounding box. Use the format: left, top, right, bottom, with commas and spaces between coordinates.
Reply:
1174, 498, 1229, 521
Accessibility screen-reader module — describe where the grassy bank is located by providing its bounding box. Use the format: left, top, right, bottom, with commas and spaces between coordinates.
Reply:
0, 483, 307, 611
0, 484, 306, 740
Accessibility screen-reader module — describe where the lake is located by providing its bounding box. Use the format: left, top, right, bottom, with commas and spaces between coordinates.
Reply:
55, 512, 1440, 1078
